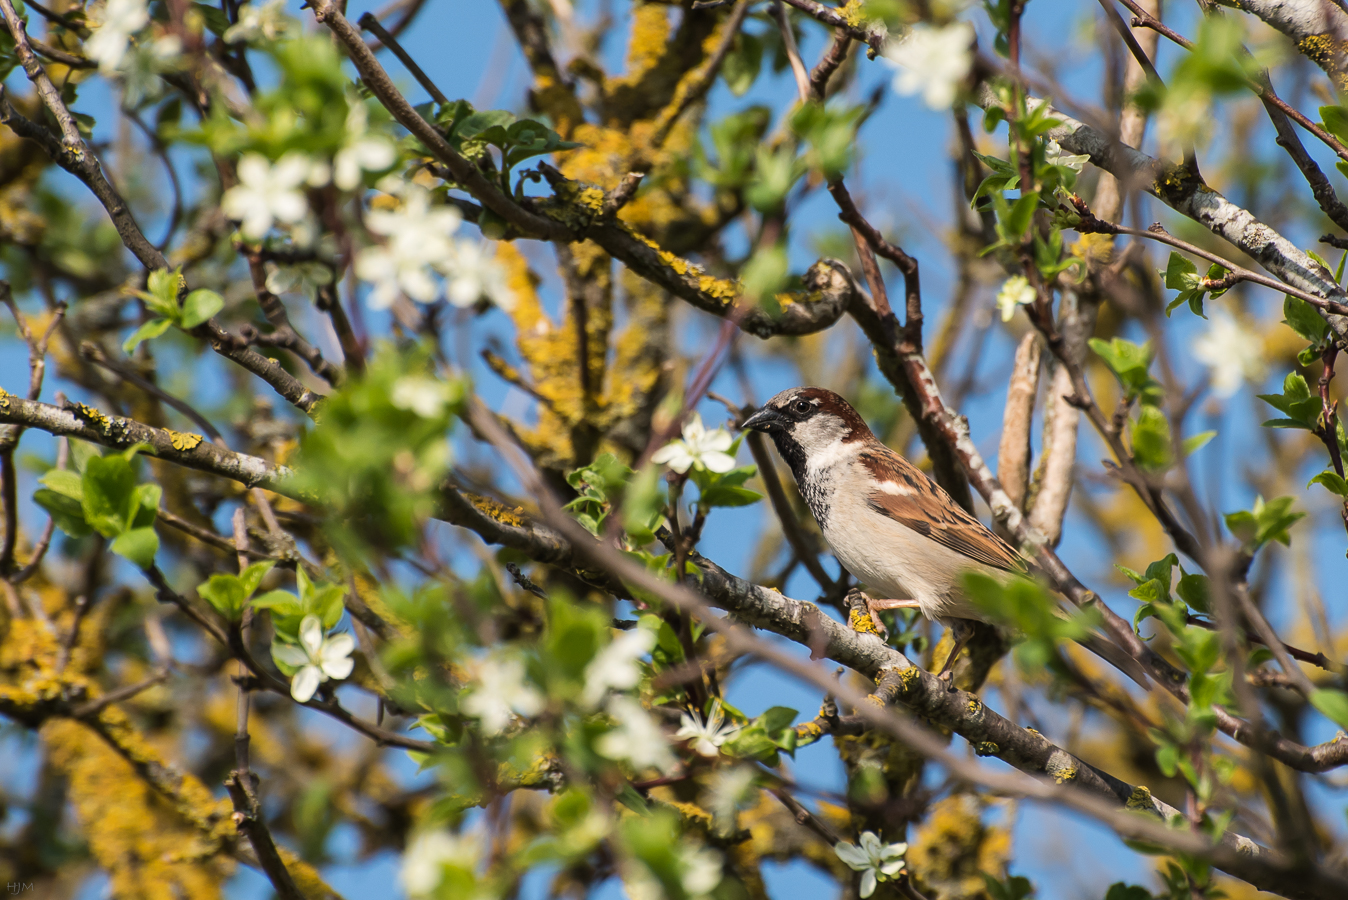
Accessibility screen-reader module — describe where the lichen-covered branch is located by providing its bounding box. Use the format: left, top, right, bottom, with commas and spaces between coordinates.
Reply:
310, 0, 573, 241
996, 90, 1348, 343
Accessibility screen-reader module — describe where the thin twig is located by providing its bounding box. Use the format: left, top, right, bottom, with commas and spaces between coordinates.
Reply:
70, 668, 170, 718
357, 11, 447, 104
771, 0, 811, 103
808, 31, 851, 102
649, 0, 753, 149
224, 772, 306, 900
80, 342, 227, 444
1071, 199, 1348, 316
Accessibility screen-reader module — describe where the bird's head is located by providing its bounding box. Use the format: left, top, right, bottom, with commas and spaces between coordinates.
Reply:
741, 387, 874, 473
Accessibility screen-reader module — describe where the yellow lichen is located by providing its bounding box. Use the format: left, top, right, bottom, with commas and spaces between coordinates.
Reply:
909, 795, 1012, 899
44, 718, 233, 900
1045, 751, 1078, 784
167, 430, 203, 451
73, 402, 110, 431
1126, 784, 1154, 810
847, 604, 884, 636
466, 491, 528, 528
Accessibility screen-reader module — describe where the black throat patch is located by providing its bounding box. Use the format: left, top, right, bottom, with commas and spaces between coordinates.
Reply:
769, 432, 832, 527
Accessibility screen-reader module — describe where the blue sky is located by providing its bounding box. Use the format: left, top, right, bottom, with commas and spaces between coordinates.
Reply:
3, 0, 1346, 897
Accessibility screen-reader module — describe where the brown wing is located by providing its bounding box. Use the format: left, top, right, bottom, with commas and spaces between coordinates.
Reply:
859, 449, 1026, 573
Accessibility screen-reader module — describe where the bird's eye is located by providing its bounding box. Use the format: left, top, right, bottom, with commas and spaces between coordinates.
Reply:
793, 399, 812, 414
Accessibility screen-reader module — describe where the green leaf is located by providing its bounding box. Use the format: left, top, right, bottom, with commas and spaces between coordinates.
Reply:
1321, 105, 1348, 145
1283, 294, 1329, 344
1155, 742, 1180, 777
239, 560, 275, 597
1176, 570, 1211, 614
1309, 470, 1348, 497
758, 706, 797, 734
68, 440, 101, 474
141, 268, 183, 318
130, 482, 161, 530
111, 526, 159, 569
622, 464, 664, 545
721, 31, 763, 96
122, 317, 173, 353
1163, 251, 1200, 290
251, 589, 303, 616
1182, 430, 1216, 456
1161, 252, 1208, 318
81, 454, 137, 537
745, 145, 804, 213
1128, 578, 1169, 605
1003, 191, 1039, 242
1224, 495, 1305, 549
39, 468, 84, 501
1131, 406, 1172, 471
198, 573, 248, 621
1309, 689, 1348, 730
1089, 337, 1159, 402
741, 242, 789, 303
180, 289, 223, 329
33, 488, 92, 537
193, 2, 230, 36
1257, 372, 1321, 430
698, 484, 764, 508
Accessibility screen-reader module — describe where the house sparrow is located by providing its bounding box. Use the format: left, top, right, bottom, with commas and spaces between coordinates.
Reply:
742, 386, 1147, 686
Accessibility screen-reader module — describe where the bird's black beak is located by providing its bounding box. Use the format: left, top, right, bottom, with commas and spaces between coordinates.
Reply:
741, 406, 785, 432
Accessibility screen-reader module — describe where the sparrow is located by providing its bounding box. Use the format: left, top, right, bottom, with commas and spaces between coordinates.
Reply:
741, 386, 1148, 686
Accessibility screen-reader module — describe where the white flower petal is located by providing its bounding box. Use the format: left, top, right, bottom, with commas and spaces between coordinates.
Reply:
859, 868, 878, 899
236, 153, 270, 186
700, 430, 733, 453
290, 664, 322, 702
699, 450, 737, 474
834, 842, 871, 870
321, 633, 356, 680
273, 643, 309, 668
298, 614, 324, 657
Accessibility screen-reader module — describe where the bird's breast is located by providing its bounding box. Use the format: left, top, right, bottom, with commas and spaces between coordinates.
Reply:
818, 488, 988, 623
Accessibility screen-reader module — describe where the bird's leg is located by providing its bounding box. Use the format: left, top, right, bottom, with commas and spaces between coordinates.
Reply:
867, 597, 921, 638
935, 621, 975, 688
845, 590, 920, 639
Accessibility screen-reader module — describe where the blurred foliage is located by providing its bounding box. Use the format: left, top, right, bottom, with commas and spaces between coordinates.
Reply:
0, 1, 1345, 899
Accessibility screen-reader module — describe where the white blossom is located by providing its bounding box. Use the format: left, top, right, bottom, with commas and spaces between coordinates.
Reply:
119, 33, 181, 105
446, 239, 513, 310
580, 624, 656, 708
708, 765, 757, 834
221, 153, 313, 240
996, 275, 1036, 322
461, 654, 545, 736
355, 184, 462, 308
596, 695, 676, 772
223, 0, 297, 44
1045, 139, 1090, 173
835, 832, 908, 899
401, 829, 481, 898
264, 261, 334, 300
86, 0, 149, 74
651, 413, 736, 475
391, 375, 456, 418
623, 843, 723, 900
334, 101, 398, 191
674, 699, 740, 757
1192, 311, 1267, 398
272, 615, 355, 703
881, 22, 973, 110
